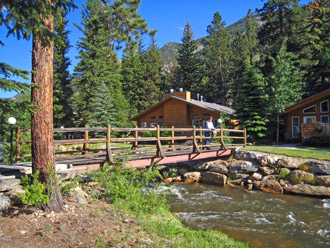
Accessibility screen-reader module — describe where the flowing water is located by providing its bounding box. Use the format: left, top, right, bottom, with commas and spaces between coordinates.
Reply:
152, 183, 330, 248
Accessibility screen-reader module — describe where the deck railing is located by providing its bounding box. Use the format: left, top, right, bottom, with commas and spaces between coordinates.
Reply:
15, 125, 246, 163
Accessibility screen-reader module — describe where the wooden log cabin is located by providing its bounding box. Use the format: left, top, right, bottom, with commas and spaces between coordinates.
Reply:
130, 90, 236, 128
282, 88, 330, 141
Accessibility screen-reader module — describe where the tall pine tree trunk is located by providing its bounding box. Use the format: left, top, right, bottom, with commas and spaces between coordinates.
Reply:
31, 6, 64, 212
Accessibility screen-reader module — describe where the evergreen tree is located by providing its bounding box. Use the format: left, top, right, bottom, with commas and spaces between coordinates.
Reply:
234, 63, 268, 143
88, 82, 116, 127
175, 22, 202, 94
230, 10, 259, 102
303, 0, 330, 95
203, 12, 232, 105
73, 0, 149, 127
53, 8, 74, 128
266, 39, 303, 140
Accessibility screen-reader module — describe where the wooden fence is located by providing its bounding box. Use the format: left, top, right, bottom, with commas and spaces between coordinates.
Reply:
15, 125, 246, 164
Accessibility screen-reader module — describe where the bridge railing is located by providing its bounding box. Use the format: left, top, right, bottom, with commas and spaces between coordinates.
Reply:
15, 125, 246, 163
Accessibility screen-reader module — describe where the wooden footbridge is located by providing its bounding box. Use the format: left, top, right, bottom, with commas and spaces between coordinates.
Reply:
14, 125, 246, 170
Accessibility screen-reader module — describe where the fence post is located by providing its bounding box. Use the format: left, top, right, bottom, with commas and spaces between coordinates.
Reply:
171, 126, 175, 148
220, 126, 224, 150
156, 125, 164, 157
16, 126, 20, 163
199, 125, 203, 145
134, 125, 138, 149
193, 126, 200, 153
83, 125, 89, 154
106, 124, 113, 163
244, 128, 247, 147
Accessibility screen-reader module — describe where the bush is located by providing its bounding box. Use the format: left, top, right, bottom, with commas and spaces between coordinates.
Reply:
302, 136, 330, 147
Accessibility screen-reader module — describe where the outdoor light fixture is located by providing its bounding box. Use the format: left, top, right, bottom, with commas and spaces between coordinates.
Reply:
7, 117, 16, 164
217, 118, 223, 128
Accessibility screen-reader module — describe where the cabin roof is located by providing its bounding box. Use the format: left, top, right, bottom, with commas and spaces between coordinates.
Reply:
283, 88, 330, 114
130, 95, 235, 121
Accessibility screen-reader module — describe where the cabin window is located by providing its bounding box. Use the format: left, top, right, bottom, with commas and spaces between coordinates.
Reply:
292, 116, 300, 138
321, 100, 329, 113
150, 116, 155, 120
303, 116, 316, 123
158, 115, 164, 119
321, 115, 329, 123
303, 105, 316, 114
157, 121, 163, 127
192, 113, 198, 118
192, 119, 200, 127
141, 122, 147, 127
150, 122, 156, 128
202, 113, 210, 117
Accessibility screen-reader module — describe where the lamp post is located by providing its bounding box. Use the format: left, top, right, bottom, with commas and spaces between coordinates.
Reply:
7, 117, 16, 164
217, 118, 223, 128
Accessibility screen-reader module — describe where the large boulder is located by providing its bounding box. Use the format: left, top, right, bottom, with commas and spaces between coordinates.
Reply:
259, 166, 275, 176
315, 175, 330, 187
229, 161, 259, 174
235, 150, 257, 161
254, 180, 283, 194
286, 184, 330, 197
208, 161, 228, 175
201, 172, 227, 186
288, 170, 315, 185
256, 155, 278, 167
183, 172, 201, 183
193, 161, 210, 171
302, 161, 330, 175
277, 157, 300, 169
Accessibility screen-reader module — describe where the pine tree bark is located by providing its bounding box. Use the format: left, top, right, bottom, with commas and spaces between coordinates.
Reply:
31, 5, 65, 212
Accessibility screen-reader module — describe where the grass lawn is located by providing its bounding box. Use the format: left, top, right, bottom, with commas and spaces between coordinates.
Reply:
296, 145, 330, 152
244, 146, 330, 160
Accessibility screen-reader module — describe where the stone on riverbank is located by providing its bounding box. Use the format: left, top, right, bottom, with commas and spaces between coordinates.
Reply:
201, 172, 227, 186
183, 172, 201, 183
254, 180, 283, 194
288, 170, 315, 185
285, 184, 330, 197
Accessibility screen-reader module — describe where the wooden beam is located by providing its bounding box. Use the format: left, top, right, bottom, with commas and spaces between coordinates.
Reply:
106, 124, 113, 163
156, 125, 164, 157
193, 126, 200, 153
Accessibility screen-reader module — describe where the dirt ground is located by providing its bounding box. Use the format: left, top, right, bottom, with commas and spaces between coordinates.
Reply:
0, 199, 158, 248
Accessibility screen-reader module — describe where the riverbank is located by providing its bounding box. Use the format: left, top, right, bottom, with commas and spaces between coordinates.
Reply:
0, 165, 246, 248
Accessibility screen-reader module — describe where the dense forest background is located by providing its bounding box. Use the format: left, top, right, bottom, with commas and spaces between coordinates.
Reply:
1, 0, 329, 144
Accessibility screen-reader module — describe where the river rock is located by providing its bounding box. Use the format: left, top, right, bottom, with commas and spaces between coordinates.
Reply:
193, 161, 210, 171
250, 172, 263, 181
229, 161, 259, 174
0, 194, 11, 212
201, 172, 227, 186
255, 180, 283, 194
231, 173, 250, 180
262, 175, 279, 181
229, 178, 245, 186
285, 184, 330, 197
277, 157, 300, 169
208, 162, 228, 174
304, 161, 330, 175
259, 166, 275, 176
235, 150, 258, 161
183, 172, 201, 183
279, 168, 291, 178
288, 170, 315, 185
256, 155, 278, 167
315, 175, 330, 187
0, 178, 20, 192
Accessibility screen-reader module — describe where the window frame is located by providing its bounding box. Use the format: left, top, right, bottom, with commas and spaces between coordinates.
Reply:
303, 105, 316, 114
320, 100, 329, 113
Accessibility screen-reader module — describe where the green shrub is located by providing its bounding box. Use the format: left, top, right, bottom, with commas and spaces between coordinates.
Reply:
18, 171, 50, 207
302, 136, 330, 147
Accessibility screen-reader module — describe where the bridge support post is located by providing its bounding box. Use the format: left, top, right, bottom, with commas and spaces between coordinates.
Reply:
83, 125, 89, 154
193, 126, 200, 153
106, 124, 113, 164
156, 125, 164, 157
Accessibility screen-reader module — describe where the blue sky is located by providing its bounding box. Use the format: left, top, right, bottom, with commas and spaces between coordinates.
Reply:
0, 0, 311, 98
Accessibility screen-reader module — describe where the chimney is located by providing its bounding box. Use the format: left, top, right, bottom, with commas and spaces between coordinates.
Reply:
162, 90, 191, 100
197, 93, 200, 101
170, 89, 174, 93
201, 95, 203, 102
179, 88, 183, 92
